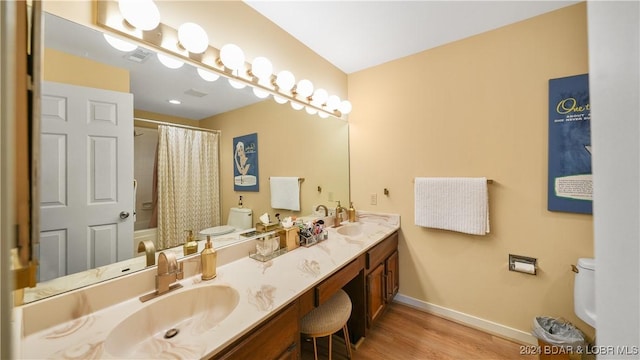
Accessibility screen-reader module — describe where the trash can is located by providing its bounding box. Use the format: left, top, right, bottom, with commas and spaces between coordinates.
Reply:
532, 316, 586, 360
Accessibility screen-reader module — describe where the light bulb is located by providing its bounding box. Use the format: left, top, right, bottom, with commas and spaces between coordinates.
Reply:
273, 95, 288, 104
118, 0, 160, 31
228, 70, 246, 89
291, 102, 304, 110
339, 100, 353, 114
296, 79, 314, 99
157, 53, 184, 69
219, 44, 245, 71
178, 22, 208, 54
251, 56, 273, 80
318, 111, 330, 119
103, 33, 137, 52
312, 88, 328, 106
253, 87, 270, 99
305, 106, 318, 115
197, 68, 219, 82
275, 70, 295, 92
326, 95, 341, 110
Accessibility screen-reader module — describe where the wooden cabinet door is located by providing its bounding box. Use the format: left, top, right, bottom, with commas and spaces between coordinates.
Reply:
367, 263, 385, 325
385, 251, 399, 301
215, 301, 298, 360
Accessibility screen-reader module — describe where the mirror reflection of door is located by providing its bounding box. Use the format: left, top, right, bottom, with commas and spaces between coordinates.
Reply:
133, 126, 158, 231
38, 81, 134, 282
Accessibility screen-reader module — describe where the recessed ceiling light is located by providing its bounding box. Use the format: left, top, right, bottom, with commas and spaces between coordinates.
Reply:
168, 99, 181, 105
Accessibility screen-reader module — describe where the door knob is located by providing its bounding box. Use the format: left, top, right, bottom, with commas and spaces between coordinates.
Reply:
119, 211, 130, 219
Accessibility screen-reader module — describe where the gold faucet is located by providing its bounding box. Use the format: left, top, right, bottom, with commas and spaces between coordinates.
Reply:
139, 252, 184, 302
334, 201, 346, 227
315, 204, 328, 217
137, 240, 156, 267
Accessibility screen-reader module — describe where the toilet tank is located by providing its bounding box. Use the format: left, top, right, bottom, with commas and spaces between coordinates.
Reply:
574, 257, 596, 328
227, 207, 253, 230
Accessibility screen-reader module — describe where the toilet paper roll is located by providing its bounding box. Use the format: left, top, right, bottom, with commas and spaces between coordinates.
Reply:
513, 261, 536, 274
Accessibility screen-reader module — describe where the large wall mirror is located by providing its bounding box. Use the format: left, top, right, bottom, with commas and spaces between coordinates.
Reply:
26, 12, 349, 303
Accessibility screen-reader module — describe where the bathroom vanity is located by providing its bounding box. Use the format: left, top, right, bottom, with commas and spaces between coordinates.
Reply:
14, 211, 400, 359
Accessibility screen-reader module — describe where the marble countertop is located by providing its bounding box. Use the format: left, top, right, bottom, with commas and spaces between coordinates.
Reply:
17, 212, 399, 359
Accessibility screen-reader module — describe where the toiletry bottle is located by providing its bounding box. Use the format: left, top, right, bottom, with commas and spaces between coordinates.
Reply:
348, 202, 356, 222
201, 236, 217, 280
334, 201, 345, 227
183, 230, 198, 256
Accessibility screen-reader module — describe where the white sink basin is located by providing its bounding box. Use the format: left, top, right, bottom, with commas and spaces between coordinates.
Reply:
104, 284, 239, 358
337, 222, 364, 237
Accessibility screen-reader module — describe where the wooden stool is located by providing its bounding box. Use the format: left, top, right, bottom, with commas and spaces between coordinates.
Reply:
301, 289, 353, 360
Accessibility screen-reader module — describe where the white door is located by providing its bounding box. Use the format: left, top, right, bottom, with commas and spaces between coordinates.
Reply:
38, 81, 134, 282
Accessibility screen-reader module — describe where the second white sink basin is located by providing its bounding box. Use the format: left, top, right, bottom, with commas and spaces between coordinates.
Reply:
337, 222, 364, 237
104, 284, 239, 358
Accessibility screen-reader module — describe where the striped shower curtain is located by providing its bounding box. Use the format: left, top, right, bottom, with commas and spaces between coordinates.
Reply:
156, 125, 221, 250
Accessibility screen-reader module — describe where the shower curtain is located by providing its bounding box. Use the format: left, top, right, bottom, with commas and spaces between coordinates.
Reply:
156, 125, 221, 250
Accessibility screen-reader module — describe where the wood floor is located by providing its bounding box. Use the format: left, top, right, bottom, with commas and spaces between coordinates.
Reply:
301, 302, 537, 360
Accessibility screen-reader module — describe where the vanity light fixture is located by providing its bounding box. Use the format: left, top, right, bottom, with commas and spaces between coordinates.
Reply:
274, 70, 296, 92
253, 86, 270, 99
339, 100, 353, 115
228, 69, 247, 89
157, 53, 184, 69
250, 56, 273, 81
197, 68, 220, 82
273, 95, 288, 104
295, 79, 314, 99
118, 0, 160, 31
96, 0, 352, 119
326, 95, 341, 111
219, 44, 245, 71
311, 88, 328, 107
103, 33, 137, 52
177, 22, 209, 54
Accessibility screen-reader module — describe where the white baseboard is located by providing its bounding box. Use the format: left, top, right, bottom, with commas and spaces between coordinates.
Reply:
393, 293, 538, 345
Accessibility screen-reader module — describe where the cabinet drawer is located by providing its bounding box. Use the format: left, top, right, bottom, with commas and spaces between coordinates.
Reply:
315, 255, 364, 306
214, 301, 299, 360
366, 232, 398, 271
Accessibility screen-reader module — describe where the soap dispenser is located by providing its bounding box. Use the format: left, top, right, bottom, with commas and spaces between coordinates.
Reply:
201, 235, 217, 280
183, 230, 198, 256
348, 202, 356, 222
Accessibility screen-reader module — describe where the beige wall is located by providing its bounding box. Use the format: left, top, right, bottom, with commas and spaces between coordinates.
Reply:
43, 47, 129, 92
201, 100, 349, 224
348, 3, 594, 339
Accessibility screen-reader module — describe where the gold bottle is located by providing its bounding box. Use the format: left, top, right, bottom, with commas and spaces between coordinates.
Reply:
348, 202, 356, 222
201, 235, 217, 280
183, 230, 198, 256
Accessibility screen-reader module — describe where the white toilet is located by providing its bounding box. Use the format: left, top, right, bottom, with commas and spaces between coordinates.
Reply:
200, 207, 253, 236
574, 257, 596, 327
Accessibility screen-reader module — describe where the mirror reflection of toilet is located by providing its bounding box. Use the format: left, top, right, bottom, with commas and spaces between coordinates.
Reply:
574, 257, 596, 328
200, 208, 253, 236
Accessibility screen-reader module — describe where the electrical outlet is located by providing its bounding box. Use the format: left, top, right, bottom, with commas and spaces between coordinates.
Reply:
328, 191, 334, 202
370, 193, 377, 205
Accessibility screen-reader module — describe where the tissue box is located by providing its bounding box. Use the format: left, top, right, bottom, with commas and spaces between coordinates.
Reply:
256, 222, 280, 233
276, 227, 299, 251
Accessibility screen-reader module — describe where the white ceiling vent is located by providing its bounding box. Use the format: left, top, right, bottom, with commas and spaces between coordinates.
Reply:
124, 48, 153, 63
184, 88, 208, 98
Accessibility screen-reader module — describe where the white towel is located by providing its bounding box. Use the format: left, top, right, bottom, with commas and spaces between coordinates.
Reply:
270, 177, 301, 211
414, 177, 489, 235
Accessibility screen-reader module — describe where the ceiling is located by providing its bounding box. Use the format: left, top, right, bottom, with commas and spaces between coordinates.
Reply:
245, 1, 579, 74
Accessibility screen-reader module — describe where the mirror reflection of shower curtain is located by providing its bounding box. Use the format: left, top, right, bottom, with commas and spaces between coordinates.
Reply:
155, 125, 221, 250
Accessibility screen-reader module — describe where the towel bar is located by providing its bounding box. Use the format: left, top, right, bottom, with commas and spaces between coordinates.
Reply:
269, 177, 304, 182
412, 178, 493, 184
